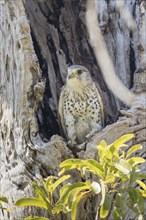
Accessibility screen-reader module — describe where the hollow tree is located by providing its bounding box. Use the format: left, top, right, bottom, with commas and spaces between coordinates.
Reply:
0, 0, 146, 219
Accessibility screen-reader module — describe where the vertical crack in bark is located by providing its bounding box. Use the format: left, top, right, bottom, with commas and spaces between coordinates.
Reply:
31, 31, 50, 80
129, 31, 136, 88
46, 34, 63, 83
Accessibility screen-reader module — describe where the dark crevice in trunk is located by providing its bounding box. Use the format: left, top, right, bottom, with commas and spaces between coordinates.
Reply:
129, 31, 136, 88
30, 30, 60, 139
30, 30, 50, 84
41, 97, 60, 138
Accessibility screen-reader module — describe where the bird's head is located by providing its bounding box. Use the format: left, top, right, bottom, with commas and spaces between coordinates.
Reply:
67, 65, 92, 82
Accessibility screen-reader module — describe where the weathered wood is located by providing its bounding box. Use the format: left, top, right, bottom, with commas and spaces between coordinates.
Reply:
0, 0, 146, 219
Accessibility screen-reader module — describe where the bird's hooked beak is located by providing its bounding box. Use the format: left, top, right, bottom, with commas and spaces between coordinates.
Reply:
67, 70, 78, 80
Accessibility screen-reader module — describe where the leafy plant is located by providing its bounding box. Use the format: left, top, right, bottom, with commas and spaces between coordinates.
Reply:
15, 134, 146, 220
59, 134, 146, 220
15, 175, 71, 220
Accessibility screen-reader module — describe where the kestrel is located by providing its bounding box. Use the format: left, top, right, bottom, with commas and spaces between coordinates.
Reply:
58, 65, 104, 144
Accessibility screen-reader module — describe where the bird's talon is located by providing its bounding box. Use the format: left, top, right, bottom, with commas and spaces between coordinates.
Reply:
85, 133, 91, 141
86, 130, 97, 141
78, 142, 86, 150
67, 140, 86, 151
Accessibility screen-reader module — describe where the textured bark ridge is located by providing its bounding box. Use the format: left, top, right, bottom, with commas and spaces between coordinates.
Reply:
0, 0, 146, 220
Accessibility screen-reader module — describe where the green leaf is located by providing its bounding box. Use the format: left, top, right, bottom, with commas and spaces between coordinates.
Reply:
52, 175, 70, 192
113, 208, 123, 220
113, 150, 120, 160
126, 144, 142, 158
114, 192, 127, 218
100, 140, 107, 148
86, 159, 104, 173
60, 159, 83, 168
128, 188, 138, 204
59, 159, 87, 176
59, 184, 71, 203
45, 176, 57, 182
53, 203, 69, 214
24, 217, 49, 220
137, 190, 145, 213
60, 158, 104, 178
137, 174, 146, 180
139, 189, 146, 198
105, 173, 115, 184
129, 169, 139, 185
100, 194, 111, 218
59, 182, 91, 205
45, 176, 57, 193
67, 181, 92, 210
108, 144, 117, 156
137, 180, 146, 198
67, 187, 81, 209
71, 190, 90, 220
126, 157, 145, 166
108, 134, 134, 150
128, 188, 144, 217
97, 140, 107, 162
59, 165, 73, 176
82, 160, 104, 178
0, 207, 12, 213
100, 179, 106, 206
0, 197, 8, 204
31, 182, 47, 200
115, 159, 132, 175
15, 198, 52, 213
71, 194, 81, 220
136, 180, 146, 190
114, 171, 128, 183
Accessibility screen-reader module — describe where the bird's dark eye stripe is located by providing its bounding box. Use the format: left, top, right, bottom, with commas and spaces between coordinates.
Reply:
78, 70, 82, 74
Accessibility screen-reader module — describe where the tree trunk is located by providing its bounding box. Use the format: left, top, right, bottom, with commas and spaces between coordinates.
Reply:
0, 0, 145, 220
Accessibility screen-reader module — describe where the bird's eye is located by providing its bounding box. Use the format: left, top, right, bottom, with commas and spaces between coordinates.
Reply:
78, 70, 82, 75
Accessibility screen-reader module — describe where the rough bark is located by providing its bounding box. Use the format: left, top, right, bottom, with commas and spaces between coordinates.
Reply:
0, 0, 146, 220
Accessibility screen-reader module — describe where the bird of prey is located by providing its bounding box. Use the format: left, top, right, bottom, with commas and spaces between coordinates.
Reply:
58, 65, 104, 144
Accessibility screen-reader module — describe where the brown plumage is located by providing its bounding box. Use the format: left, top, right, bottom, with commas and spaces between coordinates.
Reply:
58, 65, 104, 144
